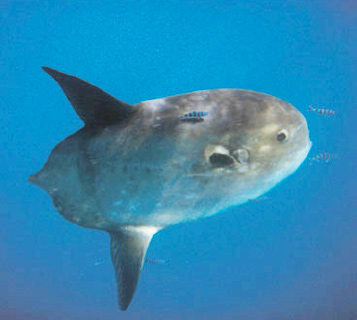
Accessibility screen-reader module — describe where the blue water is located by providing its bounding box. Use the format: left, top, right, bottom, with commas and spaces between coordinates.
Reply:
1, 1, 356, 319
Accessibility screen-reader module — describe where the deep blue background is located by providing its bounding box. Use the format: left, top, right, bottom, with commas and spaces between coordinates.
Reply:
1, 1, 356, 319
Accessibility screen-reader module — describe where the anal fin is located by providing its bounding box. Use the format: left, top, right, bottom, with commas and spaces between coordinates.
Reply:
109, 226, 160, 310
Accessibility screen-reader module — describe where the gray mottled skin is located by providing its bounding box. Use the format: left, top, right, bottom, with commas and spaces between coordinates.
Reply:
29, 68, 311, 310
32, 89, 311, 230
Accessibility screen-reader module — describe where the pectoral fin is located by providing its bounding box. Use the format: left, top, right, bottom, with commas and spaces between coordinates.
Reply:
109, 226, 159, 310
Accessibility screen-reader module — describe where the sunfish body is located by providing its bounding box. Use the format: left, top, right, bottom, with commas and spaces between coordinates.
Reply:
29, 67, 311, 310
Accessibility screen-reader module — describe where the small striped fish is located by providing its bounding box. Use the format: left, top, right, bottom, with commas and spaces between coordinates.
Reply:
248, 196, 269, 203
307, 105, 336, 117
308, 152, 334, 165
145, 258, 167, 265
179, 111, 209, 122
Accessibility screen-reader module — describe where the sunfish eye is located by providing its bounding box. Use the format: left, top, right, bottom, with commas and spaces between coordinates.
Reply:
276, 129, 288, 142
209, 153, 234, 167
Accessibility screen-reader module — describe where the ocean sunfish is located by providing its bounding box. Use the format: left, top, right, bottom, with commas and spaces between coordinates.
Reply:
29, 67, 311, 310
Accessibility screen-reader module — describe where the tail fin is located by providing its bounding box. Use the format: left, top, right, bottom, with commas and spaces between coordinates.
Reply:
109, 226, 160, 310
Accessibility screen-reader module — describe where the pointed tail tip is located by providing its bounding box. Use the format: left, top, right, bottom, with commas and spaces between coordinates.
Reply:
28, 172, 41, 185
28, 174, 37, 184
119, 302, 130, 311
42, 66, 57, 78
116, 283, 134, 311
42, 66, 52, 73
41, 66, 64, 80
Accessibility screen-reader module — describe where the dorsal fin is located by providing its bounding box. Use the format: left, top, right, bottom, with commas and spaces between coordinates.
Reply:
42, 67, 136, 126
109, 226, 160, 310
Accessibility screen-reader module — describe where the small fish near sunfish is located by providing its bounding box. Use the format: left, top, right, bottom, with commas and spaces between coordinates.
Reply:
308, 151, 335, 165
248, 196, 270, 203
307, 105, 336, 117
179, 111, 209, 122
145, 258, 168, 265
